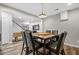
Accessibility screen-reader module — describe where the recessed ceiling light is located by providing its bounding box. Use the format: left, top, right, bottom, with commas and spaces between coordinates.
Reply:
67, 3, 72, 5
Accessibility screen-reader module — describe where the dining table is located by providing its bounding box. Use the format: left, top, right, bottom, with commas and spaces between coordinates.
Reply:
33, 32, 55, 54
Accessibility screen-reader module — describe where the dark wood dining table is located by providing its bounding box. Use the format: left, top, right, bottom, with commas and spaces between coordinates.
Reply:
33, 32, 55, 54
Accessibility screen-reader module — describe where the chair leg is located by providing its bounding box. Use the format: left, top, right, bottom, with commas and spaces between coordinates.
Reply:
33, 51, 35, 55
49, 50, 52, 55
36, 50, 39, 55
21, 42, 24, 55
61, 49, 65, 55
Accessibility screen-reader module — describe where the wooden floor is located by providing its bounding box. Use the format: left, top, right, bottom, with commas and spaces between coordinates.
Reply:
1, 41, 79, 55
1, 41, 23, 55
64, 45, 79, 55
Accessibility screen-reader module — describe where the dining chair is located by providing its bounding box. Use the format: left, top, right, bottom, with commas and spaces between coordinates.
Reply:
33, 30, 37, 33
21, 31, 31, 55
21, 30, 42, 55
46, 30, 51, 33
51, 30, 58, 35
46, 30, 53, 44
51, 30, 58, 42
47, 31, 67, 55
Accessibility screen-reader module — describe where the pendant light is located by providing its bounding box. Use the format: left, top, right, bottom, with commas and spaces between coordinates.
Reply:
39, 3, 47, 18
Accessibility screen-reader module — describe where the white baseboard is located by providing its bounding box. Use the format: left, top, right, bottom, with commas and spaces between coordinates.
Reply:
65, 43, 79, 48
2, 41, 12, 45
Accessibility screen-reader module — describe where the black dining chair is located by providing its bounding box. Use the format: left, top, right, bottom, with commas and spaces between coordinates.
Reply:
33, 30, 37, 33
51, 30, 58, 42
47, 31, 67, 55
46, 30, 58, 42
51, 30, 58, 35
21, 31, 31, 55
21, 30, 42, 55
46, 30, 51, 33
46, 30, 59, 46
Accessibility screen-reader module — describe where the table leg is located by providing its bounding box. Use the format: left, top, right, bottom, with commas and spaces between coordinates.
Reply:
41, 40, 42, 43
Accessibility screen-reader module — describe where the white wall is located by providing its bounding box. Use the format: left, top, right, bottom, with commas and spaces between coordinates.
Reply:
44, 8, 79, 47
1, 6, 42, 32
0, 6, 43, 44
2, 12, 13, 44
13, 21, 43, 32
0, 10, 1, 33
44, 14, 60, 32
0, 10, 1, 34
29, 20, 43, 32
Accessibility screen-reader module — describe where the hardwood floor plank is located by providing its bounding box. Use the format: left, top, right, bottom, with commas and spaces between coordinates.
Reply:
1, 41, 79, 55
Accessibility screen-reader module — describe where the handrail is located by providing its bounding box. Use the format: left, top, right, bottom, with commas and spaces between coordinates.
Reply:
12, 20, 25, 31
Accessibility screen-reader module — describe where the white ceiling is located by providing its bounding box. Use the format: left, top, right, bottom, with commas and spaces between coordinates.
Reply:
3, 3, 79, 17
1, 3, 79, 24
